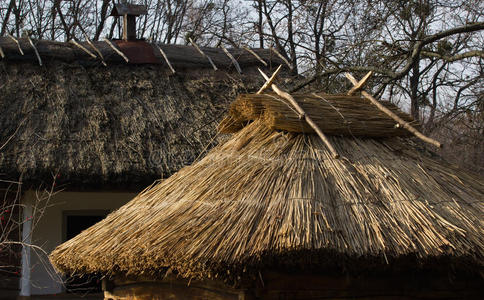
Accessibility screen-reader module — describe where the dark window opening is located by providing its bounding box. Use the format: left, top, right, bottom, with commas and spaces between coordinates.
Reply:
64, 213, 106, 294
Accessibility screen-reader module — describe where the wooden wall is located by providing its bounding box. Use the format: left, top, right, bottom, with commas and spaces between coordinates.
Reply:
104, 271, 484, 300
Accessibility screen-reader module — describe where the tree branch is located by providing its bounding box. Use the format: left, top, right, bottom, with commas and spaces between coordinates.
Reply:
421, 50, 484, 62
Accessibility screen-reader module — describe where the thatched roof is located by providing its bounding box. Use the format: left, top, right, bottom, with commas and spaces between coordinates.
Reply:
0, 37, 276, 69
50, 93, 484, 281
0, 40, 283, 188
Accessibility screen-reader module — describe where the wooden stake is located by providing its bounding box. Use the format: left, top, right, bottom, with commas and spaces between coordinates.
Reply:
345, 73, 442, 148
243, 46, 268, 66
84, 33, 107, 66
7, 34, 23, 55
156, 45, 176, 74
189, 38, 218, 71
70, 40, 97, 59
0, 46, 4, 58
347, 71, 372, 95
221, 45, 242, 74
104, 38, 129, 63
258, 68, 340, 159
270, 46, 292, 70
257, 65, 282, 94
26, 35, 42, 66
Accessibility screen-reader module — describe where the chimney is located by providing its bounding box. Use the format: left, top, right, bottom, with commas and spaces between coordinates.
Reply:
110, 2, 148, 41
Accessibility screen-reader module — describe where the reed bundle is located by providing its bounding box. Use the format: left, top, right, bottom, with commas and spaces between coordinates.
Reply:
50, 120, 484, 281
219, 93, 419, 137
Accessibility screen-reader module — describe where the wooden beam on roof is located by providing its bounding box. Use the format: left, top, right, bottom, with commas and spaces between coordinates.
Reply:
84, 33, 107, 66
221, 45, 242, 74
270, 46, 292, 70
103, 38, 129, 63
26, 35, 42, 66
70, 39, 97, 59
156, 45, 176, 74
243, 46, 267, 66
7, 34, 23, 55
189, 37, 218, 71
258, 68, 340, 159
345, 72, 442, 148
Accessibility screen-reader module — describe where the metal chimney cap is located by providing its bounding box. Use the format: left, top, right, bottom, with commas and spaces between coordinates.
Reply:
110, 3, 147, 16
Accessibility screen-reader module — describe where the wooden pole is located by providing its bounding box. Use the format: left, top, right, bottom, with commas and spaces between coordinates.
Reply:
156, 45, 176, 74
19, 193, 33, 298
243, 46, 267, 66
347, 71, 372, 95
7, 34, 23, 55
84, 33, 107, 66
26, 35, 42, 66
104, 38, 129, 63
70, 39, 97, 59
221, 45, 242, 74
189, 37, 218, 71
345, 73, 443, 148
122, 14, 128, 41
258, 68, 340, 159
257, 65, 282, 94
269, 46, 292, 70
0, 45, 5, 58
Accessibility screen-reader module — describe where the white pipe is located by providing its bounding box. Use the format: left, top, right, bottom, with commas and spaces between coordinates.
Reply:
19, 195, 33, 297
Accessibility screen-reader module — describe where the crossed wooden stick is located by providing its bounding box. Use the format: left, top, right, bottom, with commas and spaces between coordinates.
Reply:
256, 66, 442, 159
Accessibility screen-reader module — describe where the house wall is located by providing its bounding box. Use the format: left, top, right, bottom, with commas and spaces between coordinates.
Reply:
24, 191, 135, 295
106, 272, 484, 300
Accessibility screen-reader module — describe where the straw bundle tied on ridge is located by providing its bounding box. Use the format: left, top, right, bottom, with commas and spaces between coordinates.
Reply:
218, 93, 419, 137
50, 111, 484, 282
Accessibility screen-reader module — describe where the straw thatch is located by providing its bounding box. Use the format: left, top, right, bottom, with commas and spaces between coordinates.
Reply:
219, 93, 419, 136
50, 100, 484, 281
0, 50, 282, 188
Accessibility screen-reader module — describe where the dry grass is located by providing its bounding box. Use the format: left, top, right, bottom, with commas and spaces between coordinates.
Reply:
50, 119, 484, 280
219, 93, 419, 137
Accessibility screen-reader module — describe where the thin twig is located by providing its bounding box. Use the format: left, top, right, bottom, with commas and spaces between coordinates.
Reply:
0, 117, 27, 151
